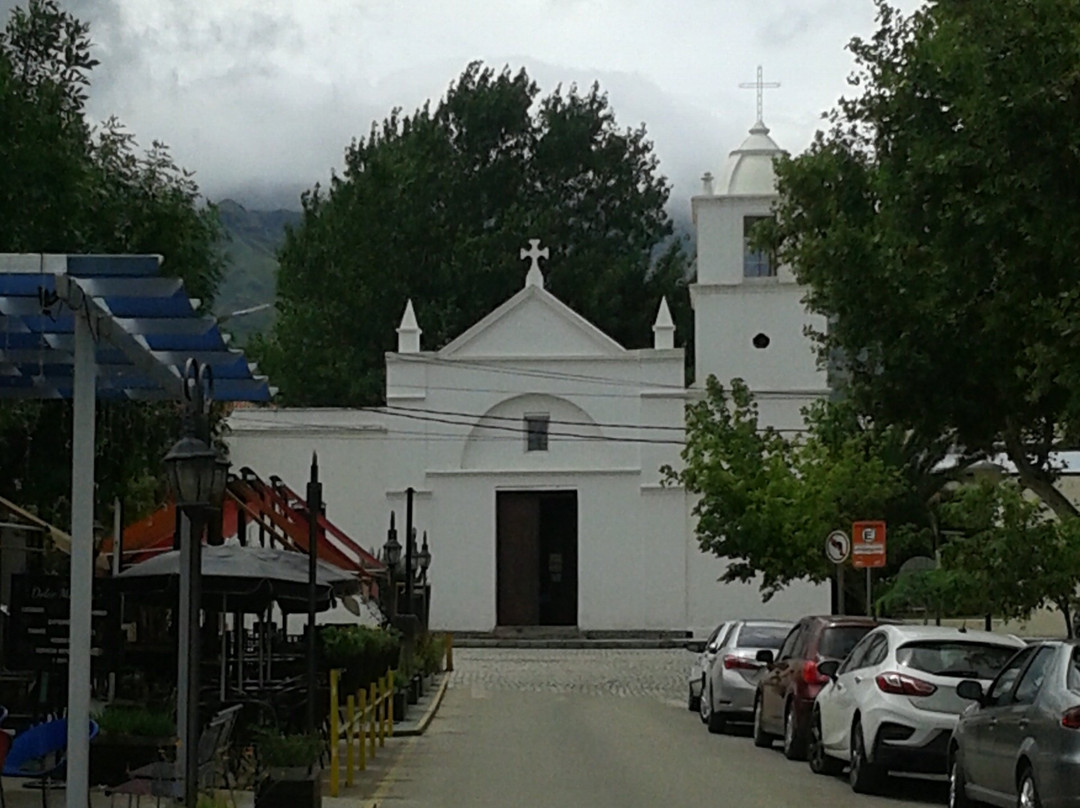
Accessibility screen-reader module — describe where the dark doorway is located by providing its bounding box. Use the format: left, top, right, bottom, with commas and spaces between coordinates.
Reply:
496, 491, 578, 627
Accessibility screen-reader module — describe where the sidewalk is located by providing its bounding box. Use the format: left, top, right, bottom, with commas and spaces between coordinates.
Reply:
0, 674, 450, 808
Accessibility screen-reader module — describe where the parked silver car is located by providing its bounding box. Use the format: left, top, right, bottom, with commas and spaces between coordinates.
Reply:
700, 619, 793, 733
687, 621, 731, 712
949, 639, 1080, 808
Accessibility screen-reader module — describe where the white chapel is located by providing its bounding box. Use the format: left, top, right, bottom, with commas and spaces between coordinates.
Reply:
226, 108, 829, 635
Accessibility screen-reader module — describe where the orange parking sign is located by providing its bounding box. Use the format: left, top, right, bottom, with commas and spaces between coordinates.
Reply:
851, 521, 886, 569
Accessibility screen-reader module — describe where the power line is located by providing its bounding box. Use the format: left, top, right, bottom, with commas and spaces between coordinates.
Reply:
376, 403, 686, 433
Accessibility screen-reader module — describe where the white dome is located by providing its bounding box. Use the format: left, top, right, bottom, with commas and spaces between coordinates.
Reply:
718, 121, 785, 196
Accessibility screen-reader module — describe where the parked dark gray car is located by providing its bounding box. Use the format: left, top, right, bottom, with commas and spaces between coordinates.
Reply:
949, 639, 1080, 808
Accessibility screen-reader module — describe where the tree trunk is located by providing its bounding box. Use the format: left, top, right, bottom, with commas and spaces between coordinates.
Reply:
1064, 604, 1075, 639
1004, 434, 1080, 519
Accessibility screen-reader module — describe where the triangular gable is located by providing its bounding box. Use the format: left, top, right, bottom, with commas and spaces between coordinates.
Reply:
439, 285, 626, 358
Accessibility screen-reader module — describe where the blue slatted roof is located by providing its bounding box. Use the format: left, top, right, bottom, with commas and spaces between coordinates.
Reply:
0, 254, 273, 402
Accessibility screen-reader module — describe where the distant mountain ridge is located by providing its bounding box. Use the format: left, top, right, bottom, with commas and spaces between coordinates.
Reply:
214, 199, 301, 342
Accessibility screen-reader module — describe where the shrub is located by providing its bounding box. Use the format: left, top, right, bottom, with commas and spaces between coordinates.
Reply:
94, 705, 175, 738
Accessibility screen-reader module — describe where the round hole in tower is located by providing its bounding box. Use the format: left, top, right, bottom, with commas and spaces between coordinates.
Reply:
752, 333, 771, 349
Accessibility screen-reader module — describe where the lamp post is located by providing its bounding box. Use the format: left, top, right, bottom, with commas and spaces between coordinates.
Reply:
383, 512, 402, 621
417, 532, 431, 630
164, 360, 227, 808
305, 453, 322, 733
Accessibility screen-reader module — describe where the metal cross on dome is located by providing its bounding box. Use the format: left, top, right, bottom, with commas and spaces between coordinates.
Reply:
739, 65, 780, 124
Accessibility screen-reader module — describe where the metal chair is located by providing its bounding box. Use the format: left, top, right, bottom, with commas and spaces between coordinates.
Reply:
106, 704, 241, 808
2, 718, 99, 808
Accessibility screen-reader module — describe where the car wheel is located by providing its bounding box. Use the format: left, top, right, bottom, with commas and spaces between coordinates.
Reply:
752, 695, 773, 748
783, 702, 807, 761
948, 749, 972, 808
808, 709, 843, 776
698, 677, 709, 723
1018, 767, 1041, 808
688, 682, 700, 712
849, 717, 884, 794
706, 684, 726, 734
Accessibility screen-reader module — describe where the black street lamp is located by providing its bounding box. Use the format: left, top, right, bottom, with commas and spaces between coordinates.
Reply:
417, 532, 431, 578
165, 360, 227, 808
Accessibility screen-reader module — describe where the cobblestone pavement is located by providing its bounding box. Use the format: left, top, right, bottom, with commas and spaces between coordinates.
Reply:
447, 647, 688, 703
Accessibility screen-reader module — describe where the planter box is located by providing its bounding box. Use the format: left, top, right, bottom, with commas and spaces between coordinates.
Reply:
407, 678, 419, 704
90, 735, 176, 787
256, 773, 321, 808
393, 691, 407, 721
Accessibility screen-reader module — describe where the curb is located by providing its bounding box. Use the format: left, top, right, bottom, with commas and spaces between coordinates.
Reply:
454, 639, 685, 649
395, 674, 449, 736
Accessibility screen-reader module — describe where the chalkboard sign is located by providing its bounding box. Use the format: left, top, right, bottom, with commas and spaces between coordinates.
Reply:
6, 575, 121, 672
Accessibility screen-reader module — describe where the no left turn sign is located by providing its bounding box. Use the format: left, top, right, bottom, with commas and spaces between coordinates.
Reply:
825, 530, 851, 565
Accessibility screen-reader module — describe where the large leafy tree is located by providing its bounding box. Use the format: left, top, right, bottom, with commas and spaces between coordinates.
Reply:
257, 62, 691, 406
664, 376, 936, 605
884, 481, 1080, 637
0, 1, 225, 528
766, 0, 1080, 519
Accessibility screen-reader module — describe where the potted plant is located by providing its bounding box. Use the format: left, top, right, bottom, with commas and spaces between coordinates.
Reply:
254, 729, 323, 808
392, 675, 408, 721
90, 705, 176, 787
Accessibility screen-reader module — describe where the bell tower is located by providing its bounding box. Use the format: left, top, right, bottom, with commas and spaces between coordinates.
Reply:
690, 67, 828, 431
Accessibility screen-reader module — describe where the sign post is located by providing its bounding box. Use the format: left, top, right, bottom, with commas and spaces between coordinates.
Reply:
852, 521, 887, 616
825, 530, 851, 615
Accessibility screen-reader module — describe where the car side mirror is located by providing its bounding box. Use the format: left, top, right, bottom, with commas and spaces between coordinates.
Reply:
956, 680, 984, 703
684, 640, 706, 653
817, 659, 840, 680
755, 649, 775, 665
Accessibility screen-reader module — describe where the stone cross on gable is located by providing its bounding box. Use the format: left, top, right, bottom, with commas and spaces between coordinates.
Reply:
738, 65, 780, 125
520, 238, 549, 288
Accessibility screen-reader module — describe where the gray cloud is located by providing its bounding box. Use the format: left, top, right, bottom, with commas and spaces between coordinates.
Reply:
1, 0, 924, 210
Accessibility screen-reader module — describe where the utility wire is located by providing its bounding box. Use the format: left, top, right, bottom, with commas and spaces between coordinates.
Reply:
397, 354, 687, 391
375, 403, 685, 433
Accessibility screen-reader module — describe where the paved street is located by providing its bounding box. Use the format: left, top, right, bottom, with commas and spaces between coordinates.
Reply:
369, 649, 946, 806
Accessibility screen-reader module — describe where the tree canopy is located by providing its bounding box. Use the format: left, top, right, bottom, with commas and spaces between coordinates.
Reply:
0, 0, 225, 528
256, 62, 691, 406
766, 0, 1080, 519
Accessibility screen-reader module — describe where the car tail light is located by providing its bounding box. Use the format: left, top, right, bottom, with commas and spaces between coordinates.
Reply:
875, 672, 937, 697
1063, 707, 1080, 729
803, 660, 829, 685
724, 655, 760, 671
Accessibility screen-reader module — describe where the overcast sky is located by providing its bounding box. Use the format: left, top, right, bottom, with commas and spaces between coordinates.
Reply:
5, 0, 922, 210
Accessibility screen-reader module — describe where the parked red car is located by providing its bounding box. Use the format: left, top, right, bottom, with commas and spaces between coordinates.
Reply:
753, 615, 892, 760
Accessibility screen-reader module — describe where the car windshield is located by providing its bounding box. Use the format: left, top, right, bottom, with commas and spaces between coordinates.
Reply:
1070, 648, 1080, 694
820, 626, 874, 659
736, 624, 789, 649
897, 641, 1018, 679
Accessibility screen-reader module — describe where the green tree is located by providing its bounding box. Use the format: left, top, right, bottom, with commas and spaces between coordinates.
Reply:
256, 61, 691, 406
765, 0, 1080, 519
0, 0, 225, 528
664, 376, 922, 602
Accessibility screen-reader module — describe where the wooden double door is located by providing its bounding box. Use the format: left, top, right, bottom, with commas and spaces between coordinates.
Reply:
495, 491, 578, 627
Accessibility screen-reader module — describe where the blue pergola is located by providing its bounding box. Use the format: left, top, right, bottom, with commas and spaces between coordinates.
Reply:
0, 254, 272, 808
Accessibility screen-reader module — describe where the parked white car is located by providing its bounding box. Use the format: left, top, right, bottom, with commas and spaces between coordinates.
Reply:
807, 625, 1025, 794
687, 621, 731, 712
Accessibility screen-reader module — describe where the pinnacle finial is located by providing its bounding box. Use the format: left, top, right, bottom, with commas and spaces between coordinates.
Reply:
397, 299, 421, 353
652, 297, 675, 349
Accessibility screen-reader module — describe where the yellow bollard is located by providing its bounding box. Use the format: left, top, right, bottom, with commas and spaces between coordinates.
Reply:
388, 669, 395, 736
345, 694, 355, 786
357, 689, 367, 772
368, 682, 377, 757
329, 669, 340, 797
445, 633, 454, 672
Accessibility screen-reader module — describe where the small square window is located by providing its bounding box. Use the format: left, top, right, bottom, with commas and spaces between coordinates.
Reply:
525, 414, 549, 452
744, 215, 776, 278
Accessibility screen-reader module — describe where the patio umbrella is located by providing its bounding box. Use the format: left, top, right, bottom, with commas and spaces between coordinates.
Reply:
114, 543, 360, 613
